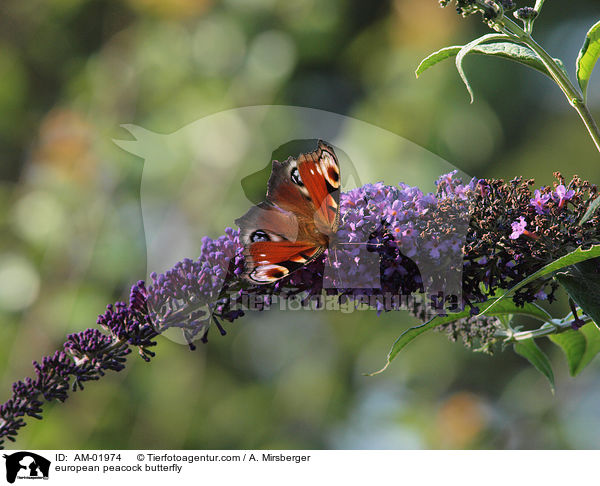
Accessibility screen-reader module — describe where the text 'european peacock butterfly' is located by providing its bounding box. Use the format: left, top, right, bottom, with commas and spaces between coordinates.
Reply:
235, 140, 340, 284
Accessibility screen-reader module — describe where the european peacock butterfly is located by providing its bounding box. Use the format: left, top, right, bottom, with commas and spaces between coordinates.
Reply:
235, 140, 341, 284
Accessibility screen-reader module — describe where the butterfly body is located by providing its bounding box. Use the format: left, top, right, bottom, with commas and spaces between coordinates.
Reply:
236, 141, 341, 284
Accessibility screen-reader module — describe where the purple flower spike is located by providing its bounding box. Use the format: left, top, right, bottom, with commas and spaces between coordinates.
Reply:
0, 285, 159, 446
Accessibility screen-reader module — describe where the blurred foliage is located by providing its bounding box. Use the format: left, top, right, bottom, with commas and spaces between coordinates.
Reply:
1, 0, 600, 449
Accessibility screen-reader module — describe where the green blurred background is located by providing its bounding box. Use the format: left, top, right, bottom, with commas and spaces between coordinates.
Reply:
1, 0, 600, 449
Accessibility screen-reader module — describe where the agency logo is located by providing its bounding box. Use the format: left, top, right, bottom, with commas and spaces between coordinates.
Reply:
3, 452, 51, 483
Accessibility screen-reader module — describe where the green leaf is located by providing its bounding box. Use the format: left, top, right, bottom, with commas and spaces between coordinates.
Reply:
369, 298, 552, 375
555, 264, 600, 327
416, 41, 562, 80
574, 323, 600, 375
514, 339, 555, 393
579, 195, 600, 225
480, 245, 600, 317
416, 46, 462, 77
549, 260, 600, 376
549, 329, 587, 376
576, 20, 600, 101
457, 35, 516, 103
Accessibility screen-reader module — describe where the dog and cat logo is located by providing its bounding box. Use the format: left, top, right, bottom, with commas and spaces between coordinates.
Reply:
3, 452, 50, 483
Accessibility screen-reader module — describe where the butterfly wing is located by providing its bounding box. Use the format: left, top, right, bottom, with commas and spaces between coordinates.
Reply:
267, 140, 341, 235
235, 202, 323, 284
236, 141, 341, 284
244, 240, 324, 284
296, 140, 341, 233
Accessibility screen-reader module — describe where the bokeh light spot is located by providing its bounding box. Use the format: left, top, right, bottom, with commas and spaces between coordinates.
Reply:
0, 254, 40, 312
11, 191, 67, 245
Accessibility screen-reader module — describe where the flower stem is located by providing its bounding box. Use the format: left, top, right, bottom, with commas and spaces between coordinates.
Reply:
534, 0, 546, 15
571, 101, 600, 153
495, 314, 593, 343
499, 16, 600, 154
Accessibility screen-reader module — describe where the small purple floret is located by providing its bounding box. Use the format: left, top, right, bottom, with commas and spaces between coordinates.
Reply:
510, 216, 527, 240
530, 189, 551, 215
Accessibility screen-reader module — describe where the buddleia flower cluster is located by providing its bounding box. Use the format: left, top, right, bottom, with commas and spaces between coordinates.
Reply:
464, 174, 598, 306
1, 172, 598, 447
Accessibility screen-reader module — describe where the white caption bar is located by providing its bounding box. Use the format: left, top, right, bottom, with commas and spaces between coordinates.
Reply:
2, 450, 596, 486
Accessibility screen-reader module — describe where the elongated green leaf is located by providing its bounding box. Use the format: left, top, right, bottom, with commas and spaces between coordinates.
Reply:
579, 195, 600, 225
576, 20, 600, 101
574, 323, 600, 375
514, 339, 555, 393
549, 329, 587, 376
416, 46, 462, 77
555, 265, 600, 327
369, 299, 552, 375
480, 245, 600, 317
456, 34, 514, 102
416, 42, 562, 79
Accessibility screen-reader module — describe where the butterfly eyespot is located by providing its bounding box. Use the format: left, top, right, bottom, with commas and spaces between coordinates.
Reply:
250, 264, 290, 283
328, 167, 339, 183
320, 151, 340, 188
271, 269, 286, 279
250, 230, 271, 242
290, 167, 304, 186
